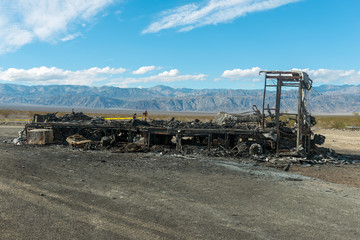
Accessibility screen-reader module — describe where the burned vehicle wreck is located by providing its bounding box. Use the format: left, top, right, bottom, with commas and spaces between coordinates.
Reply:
23, 71, 325, 158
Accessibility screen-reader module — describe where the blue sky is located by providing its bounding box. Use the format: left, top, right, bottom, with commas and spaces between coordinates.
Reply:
0, 0, 359, 89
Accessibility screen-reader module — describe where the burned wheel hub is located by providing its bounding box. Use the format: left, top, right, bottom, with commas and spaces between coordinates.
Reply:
249, 143, 263, 155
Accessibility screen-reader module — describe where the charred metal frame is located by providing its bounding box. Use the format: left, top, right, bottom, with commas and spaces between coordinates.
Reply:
24, 70, 319, 157
260, 71, 313, 155
25, 121, 266, 152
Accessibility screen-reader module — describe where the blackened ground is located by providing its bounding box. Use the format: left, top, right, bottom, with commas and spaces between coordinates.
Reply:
1, 126, 360, 240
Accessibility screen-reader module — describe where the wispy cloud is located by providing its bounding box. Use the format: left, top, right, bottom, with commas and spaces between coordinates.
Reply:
220, 67, 360, 84
221, 67, 261, 79
60, 32, 82, 42
0, 0, 114, 54
293, 68, 360, 84
121, 69, 207, 86
143, 0, 300, 34
0, 66, 207, 87
132, 66, 157, 75
3, 66, 357, 87
0, 66, 126, 85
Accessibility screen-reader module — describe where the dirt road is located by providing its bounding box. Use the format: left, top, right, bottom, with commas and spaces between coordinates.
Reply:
1, 126, 360, 239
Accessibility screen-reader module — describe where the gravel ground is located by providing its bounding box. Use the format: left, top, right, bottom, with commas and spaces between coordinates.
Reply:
1, 126, 360, 240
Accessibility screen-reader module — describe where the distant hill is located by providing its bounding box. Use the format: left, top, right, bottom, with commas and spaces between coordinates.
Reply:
0, 83, 359, 113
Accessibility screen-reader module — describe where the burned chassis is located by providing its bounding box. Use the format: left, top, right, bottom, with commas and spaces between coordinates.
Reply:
260, 70, 316, 155
24, 71, 322, 157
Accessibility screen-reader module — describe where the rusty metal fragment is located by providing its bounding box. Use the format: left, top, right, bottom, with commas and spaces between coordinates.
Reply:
27, 129, 54, 145
66, 134, 92, 148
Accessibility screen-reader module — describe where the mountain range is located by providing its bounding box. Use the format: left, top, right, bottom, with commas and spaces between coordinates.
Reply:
0, 83, 359, 114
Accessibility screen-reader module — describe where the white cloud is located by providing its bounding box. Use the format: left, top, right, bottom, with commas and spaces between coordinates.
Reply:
0, 66, 126, 85
293, 68, 360, 84
0, 0, 114, 53
3, 66, 357, 87
0, 66, 207, 87
143, 0, 299, 34
60, 32, 82, 42
121, 69, 206, 85
158, 69, 180, 77
220, 67, 360, 85
221, 67, 261, 79
132, 66, 156, 75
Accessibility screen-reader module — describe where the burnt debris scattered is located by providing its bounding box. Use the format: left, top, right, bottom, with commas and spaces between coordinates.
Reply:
6, 70, 353, 166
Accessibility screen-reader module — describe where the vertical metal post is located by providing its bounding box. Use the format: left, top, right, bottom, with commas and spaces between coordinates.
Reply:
275, 78, 282, 153
147, 132, 151, 148
208, 134, 212, 150
296, 82, 303, 153
224, 133, 229, 149
262, 76, 267, 129
176, 134, 182, 153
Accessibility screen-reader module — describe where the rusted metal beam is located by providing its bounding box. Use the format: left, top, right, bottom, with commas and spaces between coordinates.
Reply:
207, 134, 212, 150
265, 76, 302, 80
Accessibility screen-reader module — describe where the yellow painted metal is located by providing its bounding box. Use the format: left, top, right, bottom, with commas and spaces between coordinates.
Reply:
0, 117, 144, 121
0, 119, 30, 121
104, 117, 144, 120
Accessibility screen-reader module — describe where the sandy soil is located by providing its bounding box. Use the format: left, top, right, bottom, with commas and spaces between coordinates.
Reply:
313, 128, 360, 155
1, 126, 360, 239
290, 129, 360, 188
